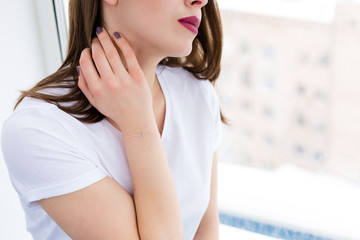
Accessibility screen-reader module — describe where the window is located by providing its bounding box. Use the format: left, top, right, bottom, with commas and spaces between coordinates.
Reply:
240, 70, 251, 87
312, 151, 325, 161
349, 19, 357, 27
240, 128, 253, 140
264, 134, 275, 147
239, 153, 252, 165
258, 74, 276, 95
262, 45, 277, 61
240, 41, 251, 55
294, 144, 305, 155
298, 53, 310, 64
319, 54, 330, 67
312, 120, 325, 132
315, 89, 328, 101
55, 0, 69, 60
241, 99, 252, 111
296, 113, 306, 126
263, 106, 274, 119
297, 84, 306, 95
218, 1, 360, 239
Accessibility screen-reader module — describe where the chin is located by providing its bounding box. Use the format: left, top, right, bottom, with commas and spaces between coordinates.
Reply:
168, 44, 194, 58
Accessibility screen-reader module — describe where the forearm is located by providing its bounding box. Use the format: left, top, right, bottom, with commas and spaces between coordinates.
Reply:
193, 215, 219, 240
122, 119, 184, 240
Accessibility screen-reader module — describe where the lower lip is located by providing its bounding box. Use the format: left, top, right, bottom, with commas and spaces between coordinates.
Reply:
178, 21, 198, 34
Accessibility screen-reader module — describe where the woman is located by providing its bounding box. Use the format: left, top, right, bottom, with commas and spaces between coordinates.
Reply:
1, 0, 226, 239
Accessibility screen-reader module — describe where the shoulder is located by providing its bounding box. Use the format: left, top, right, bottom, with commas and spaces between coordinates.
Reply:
1, 98, 108, 207
159, 65, 203, 88
158, 65, 194, 79
160, 65, 216, 94
160, 65, 220, 120
3, 98, 58, 134
1, 97, 85, 154
1, 97, 97, 180
4, 97, 76, 131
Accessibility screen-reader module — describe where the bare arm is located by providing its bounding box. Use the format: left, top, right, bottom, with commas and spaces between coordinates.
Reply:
193, 151, 220, 240
121, 120, 184, 240
38, 177, 141, 240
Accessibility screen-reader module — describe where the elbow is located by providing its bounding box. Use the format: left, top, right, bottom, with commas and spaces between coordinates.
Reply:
139, 229, 184, 240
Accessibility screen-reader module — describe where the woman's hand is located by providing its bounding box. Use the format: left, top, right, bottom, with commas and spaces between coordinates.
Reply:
78, 27, 155, 134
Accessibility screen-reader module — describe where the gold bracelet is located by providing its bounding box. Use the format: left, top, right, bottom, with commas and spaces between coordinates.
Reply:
123, 129, 158, 140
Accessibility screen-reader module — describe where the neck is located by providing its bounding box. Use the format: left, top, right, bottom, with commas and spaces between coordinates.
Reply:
101, 5, 166, 96
113, 39, 164, 98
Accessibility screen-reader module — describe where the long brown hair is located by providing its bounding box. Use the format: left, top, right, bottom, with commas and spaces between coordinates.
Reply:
15, 0, 229, 125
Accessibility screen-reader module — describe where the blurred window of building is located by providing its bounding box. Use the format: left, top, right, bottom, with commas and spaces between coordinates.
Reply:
263, 106, 275, 119
312, 151, 325, 161
240, 128, 253, 140
294, 144, 305, 155
241, 70, 252, 87
315, 89, 328, 100
349, 19, 357, 27
296, 113, 306, 126
312, 120, 326, 132
239, 153, 252, 165
319, 54, 330, 67
298, 53, 310, 64
241, 99, 252, 111
264, 135, 275, 147
223, 94, 233, 108
262, 45, 277, 61
297, 84, 306, 95
259, 74, 276, 94
241, 41, 251, 55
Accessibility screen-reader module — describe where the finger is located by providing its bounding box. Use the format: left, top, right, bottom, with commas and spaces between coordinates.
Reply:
79, 48, 102, 98
112, 32, 143, 80
77, 66, 96, 105
91, 37, 114, 79
95, 27, 128, 77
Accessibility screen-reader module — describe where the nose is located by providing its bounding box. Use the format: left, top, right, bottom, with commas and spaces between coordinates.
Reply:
185, 0, 208, 8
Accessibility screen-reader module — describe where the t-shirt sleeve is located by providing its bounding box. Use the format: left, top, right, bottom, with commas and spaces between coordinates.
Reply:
213, 93, 223, 152
202, 80, 223, 153
1, 107, 108, 208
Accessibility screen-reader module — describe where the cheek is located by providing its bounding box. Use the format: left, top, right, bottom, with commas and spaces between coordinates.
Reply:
125, 7, 195, 57
156, 20, 196, 57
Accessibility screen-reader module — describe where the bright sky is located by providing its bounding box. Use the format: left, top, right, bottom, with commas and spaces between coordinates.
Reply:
217, 0, 343, 23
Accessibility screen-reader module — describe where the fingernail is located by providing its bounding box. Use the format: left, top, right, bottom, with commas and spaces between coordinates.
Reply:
114, 32, 121, 39
96, 26, 103, 34
76, 66, 80, 76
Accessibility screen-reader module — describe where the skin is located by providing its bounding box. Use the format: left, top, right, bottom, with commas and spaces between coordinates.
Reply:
101, 0, 207, 98
38, 0, 219, 239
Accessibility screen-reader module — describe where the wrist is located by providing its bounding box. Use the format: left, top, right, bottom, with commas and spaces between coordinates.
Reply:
119, 118, 158, 138
123, 128, 160, 141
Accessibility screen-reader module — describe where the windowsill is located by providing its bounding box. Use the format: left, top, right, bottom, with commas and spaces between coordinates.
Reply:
218, 161, 360, 239
220, 224, 279, 240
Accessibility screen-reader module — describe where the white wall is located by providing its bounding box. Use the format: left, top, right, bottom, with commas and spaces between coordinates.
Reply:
0, 1, 59, 239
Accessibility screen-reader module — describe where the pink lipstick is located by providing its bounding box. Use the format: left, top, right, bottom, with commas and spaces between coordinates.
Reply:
178, 16, 200, 34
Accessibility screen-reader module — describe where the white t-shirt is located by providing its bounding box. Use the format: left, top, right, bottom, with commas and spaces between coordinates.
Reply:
1, 64, 223, 240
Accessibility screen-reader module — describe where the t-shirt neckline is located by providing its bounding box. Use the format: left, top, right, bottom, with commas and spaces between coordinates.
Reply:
103, 64, 171, 142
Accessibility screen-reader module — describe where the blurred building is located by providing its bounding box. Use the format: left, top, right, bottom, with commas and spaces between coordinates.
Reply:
217, 0, 360, 182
